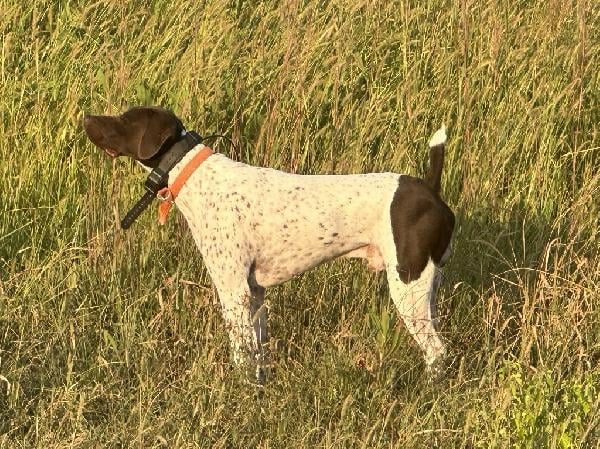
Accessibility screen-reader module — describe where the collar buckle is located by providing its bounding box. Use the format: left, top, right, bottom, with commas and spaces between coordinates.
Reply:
156, 188, 173, 203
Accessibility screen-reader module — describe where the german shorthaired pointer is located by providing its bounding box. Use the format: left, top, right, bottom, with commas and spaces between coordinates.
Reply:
84, 107, 455, 381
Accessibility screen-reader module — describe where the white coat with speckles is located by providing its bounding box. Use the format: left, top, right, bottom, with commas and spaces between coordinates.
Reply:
167, 145, 446, 378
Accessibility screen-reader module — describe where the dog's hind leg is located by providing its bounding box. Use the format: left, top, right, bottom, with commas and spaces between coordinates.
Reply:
384, 258, 446, 370
383, 167, 453, 371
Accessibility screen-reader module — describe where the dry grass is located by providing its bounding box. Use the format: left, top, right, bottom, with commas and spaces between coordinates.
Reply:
1, 0, 598, 447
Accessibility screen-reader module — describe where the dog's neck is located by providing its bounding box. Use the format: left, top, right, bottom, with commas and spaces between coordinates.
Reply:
166, 144, 212, 186
134, 133, 206, 176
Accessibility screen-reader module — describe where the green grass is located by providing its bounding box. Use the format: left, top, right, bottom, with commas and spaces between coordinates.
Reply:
1, 0, 599, 447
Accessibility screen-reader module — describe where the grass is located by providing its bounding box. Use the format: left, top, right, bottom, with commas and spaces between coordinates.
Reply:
1, 0, 599, 447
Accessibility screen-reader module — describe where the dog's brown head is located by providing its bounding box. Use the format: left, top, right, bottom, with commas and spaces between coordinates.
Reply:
83, 106, 184, 168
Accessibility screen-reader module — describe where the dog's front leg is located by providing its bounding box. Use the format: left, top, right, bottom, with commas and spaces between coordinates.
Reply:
217, 284, 258, 361
249, 284, 269, 383
216, 281, 267, 383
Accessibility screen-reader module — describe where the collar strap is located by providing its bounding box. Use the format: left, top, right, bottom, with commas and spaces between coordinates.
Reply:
120, 131, 202, 229
157, 146, 213, 224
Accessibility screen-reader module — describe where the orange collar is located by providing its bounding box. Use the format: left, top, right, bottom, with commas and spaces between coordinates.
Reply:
157, 146, 213, 224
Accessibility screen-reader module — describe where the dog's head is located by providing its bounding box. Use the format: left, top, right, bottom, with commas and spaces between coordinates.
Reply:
83, 106, 185, 168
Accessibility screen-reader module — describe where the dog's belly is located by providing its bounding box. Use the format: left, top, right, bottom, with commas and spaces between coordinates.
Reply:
253, 237, 370, 287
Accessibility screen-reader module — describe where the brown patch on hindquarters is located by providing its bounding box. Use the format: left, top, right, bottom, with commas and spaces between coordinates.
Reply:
390, 176, 455, 283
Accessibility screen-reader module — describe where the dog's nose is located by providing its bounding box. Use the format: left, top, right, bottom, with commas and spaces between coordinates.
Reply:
83, 114, 103, 144
83, 114, 103, 138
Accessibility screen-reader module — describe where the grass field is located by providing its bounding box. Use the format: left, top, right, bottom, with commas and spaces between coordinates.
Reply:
1, 0, 599, 447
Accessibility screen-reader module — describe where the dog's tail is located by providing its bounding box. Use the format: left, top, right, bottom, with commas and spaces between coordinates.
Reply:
425, 124, 447, 194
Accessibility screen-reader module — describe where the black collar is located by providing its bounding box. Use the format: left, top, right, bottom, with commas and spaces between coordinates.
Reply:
121, 131, 202, 229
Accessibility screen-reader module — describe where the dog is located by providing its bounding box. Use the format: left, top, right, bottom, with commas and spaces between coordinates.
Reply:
83, 106, 455, 381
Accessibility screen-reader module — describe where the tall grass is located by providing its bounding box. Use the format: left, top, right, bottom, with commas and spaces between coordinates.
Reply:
1, 0, 598, 447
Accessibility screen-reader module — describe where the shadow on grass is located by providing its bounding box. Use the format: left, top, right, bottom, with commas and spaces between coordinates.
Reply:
440, 201, 560, 378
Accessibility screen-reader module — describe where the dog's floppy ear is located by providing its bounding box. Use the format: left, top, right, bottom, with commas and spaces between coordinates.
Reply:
84, 107, 183, 160
128, 107, 183, 160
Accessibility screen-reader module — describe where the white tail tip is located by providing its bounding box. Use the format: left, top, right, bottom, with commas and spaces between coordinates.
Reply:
429, 124, 447, 147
